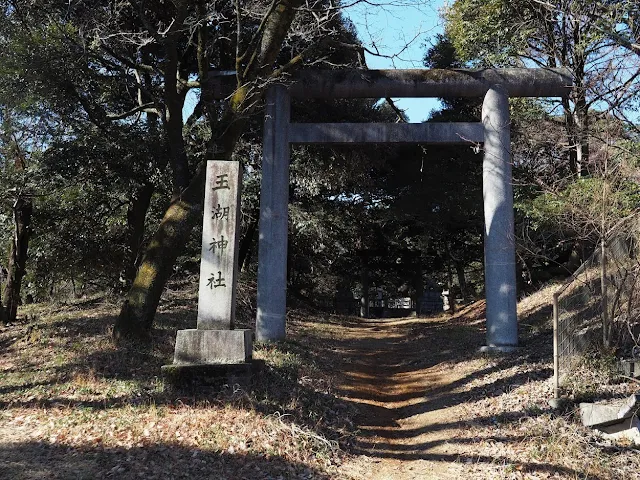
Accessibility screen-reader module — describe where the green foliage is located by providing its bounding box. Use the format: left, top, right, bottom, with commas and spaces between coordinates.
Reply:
527, 178, 638, 229
444, 0, 528, 66
521, 141, 640, 240
443, 0, 618, 68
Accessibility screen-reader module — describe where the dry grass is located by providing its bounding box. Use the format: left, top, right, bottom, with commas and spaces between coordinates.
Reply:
447, 282, 640, 479
0, 284, 356, 479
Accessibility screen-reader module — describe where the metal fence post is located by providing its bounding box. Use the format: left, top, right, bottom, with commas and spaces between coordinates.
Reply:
553, 291, 560, 399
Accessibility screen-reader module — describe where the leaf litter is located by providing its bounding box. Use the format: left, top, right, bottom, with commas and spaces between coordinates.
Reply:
1, 281, 639, 479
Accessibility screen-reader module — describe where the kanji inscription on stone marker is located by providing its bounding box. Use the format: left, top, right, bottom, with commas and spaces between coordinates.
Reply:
197, 161, 242, 329
212, 204, 230, 221
209, 235, 229, 255
211, 174, 230, 190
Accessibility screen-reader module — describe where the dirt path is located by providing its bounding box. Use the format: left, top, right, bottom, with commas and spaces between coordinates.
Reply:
333, 315, 487, 479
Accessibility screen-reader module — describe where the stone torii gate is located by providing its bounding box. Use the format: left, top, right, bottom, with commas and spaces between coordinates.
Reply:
254, 69, 572, 352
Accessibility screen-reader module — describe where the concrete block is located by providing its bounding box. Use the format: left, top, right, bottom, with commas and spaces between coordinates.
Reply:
617, 394, 640, 419
599, 423, 640, 445
173, 329, 252, 365
580, 396, 637, 428
597, 416, 639, 435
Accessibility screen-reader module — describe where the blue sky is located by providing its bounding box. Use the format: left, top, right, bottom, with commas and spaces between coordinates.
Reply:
345, 0, 447, 122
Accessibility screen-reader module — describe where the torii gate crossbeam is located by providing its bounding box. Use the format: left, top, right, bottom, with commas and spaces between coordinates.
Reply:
253, 68, 572, 352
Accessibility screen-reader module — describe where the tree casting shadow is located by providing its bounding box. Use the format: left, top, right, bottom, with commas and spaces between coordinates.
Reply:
0, 440, 333, 480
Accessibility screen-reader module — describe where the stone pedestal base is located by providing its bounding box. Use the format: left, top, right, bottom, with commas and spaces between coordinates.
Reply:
479, 345, 519, 354
163, 329, 255, 390
173, 329, 252, 364
161, 360, 264, 390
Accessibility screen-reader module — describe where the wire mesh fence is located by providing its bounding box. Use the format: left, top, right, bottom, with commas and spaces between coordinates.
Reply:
553, 217, 640, 395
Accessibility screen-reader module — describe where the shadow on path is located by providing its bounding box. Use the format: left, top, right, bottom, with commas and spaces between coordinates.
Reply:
327, 310, 595, 479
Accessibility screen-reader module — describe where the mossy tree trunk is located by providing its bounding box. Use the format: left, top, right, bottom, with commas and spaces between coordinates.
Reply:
121, 181, 155, 290
114, 169, 206, 341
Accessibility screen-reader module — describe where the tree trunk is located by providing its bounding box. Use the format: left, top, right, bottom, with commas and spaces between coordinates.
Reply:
0, 282, 7, 324
573, 92, 589, 177
565, 30, 589, 177
4, 196, 32, 323
601, 151, 610, 348
360, 253, 370, 318
455, 261, 468, 301
114, 164, 206, 341
413, 255, 423, 314
120, 101, 159, 289
601, 238, 609, 348
239, 217, 258, 272
562, 97, 581, 177
121, 182, 155, 289
444, 242, 456, 314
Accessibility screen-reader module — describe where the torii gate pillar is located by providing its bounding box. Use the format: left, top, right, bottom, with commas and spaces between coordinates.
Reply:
481, 85, 518, 352
255, 85, 289, 342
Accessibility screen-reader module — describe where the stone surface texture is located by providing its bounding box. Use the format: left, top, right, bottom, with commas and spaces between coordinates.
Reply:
173, 329, 252, 365
481, 85, 518, 349
256, 85, 290, 341
288, 122, 484, 145
197, 161, 243, 330
580, 401, 630, 427
211, 68, 572, 99
618, 393, 640, 419
580, 394, 640, 429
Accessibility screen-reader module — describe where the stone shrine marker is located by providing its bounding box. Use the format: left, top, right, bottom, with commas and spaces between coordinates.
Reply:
168, 160, 252, 367
197, 161, 242, 329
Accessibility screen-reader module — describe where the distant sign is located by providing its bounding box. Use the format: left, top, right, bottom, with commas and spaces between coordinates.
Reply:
387, 298, 413, 309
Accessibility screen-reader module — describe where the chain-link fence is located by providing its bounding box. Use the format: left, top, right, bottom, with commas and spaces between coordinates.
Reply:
553, 217, 640, 396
